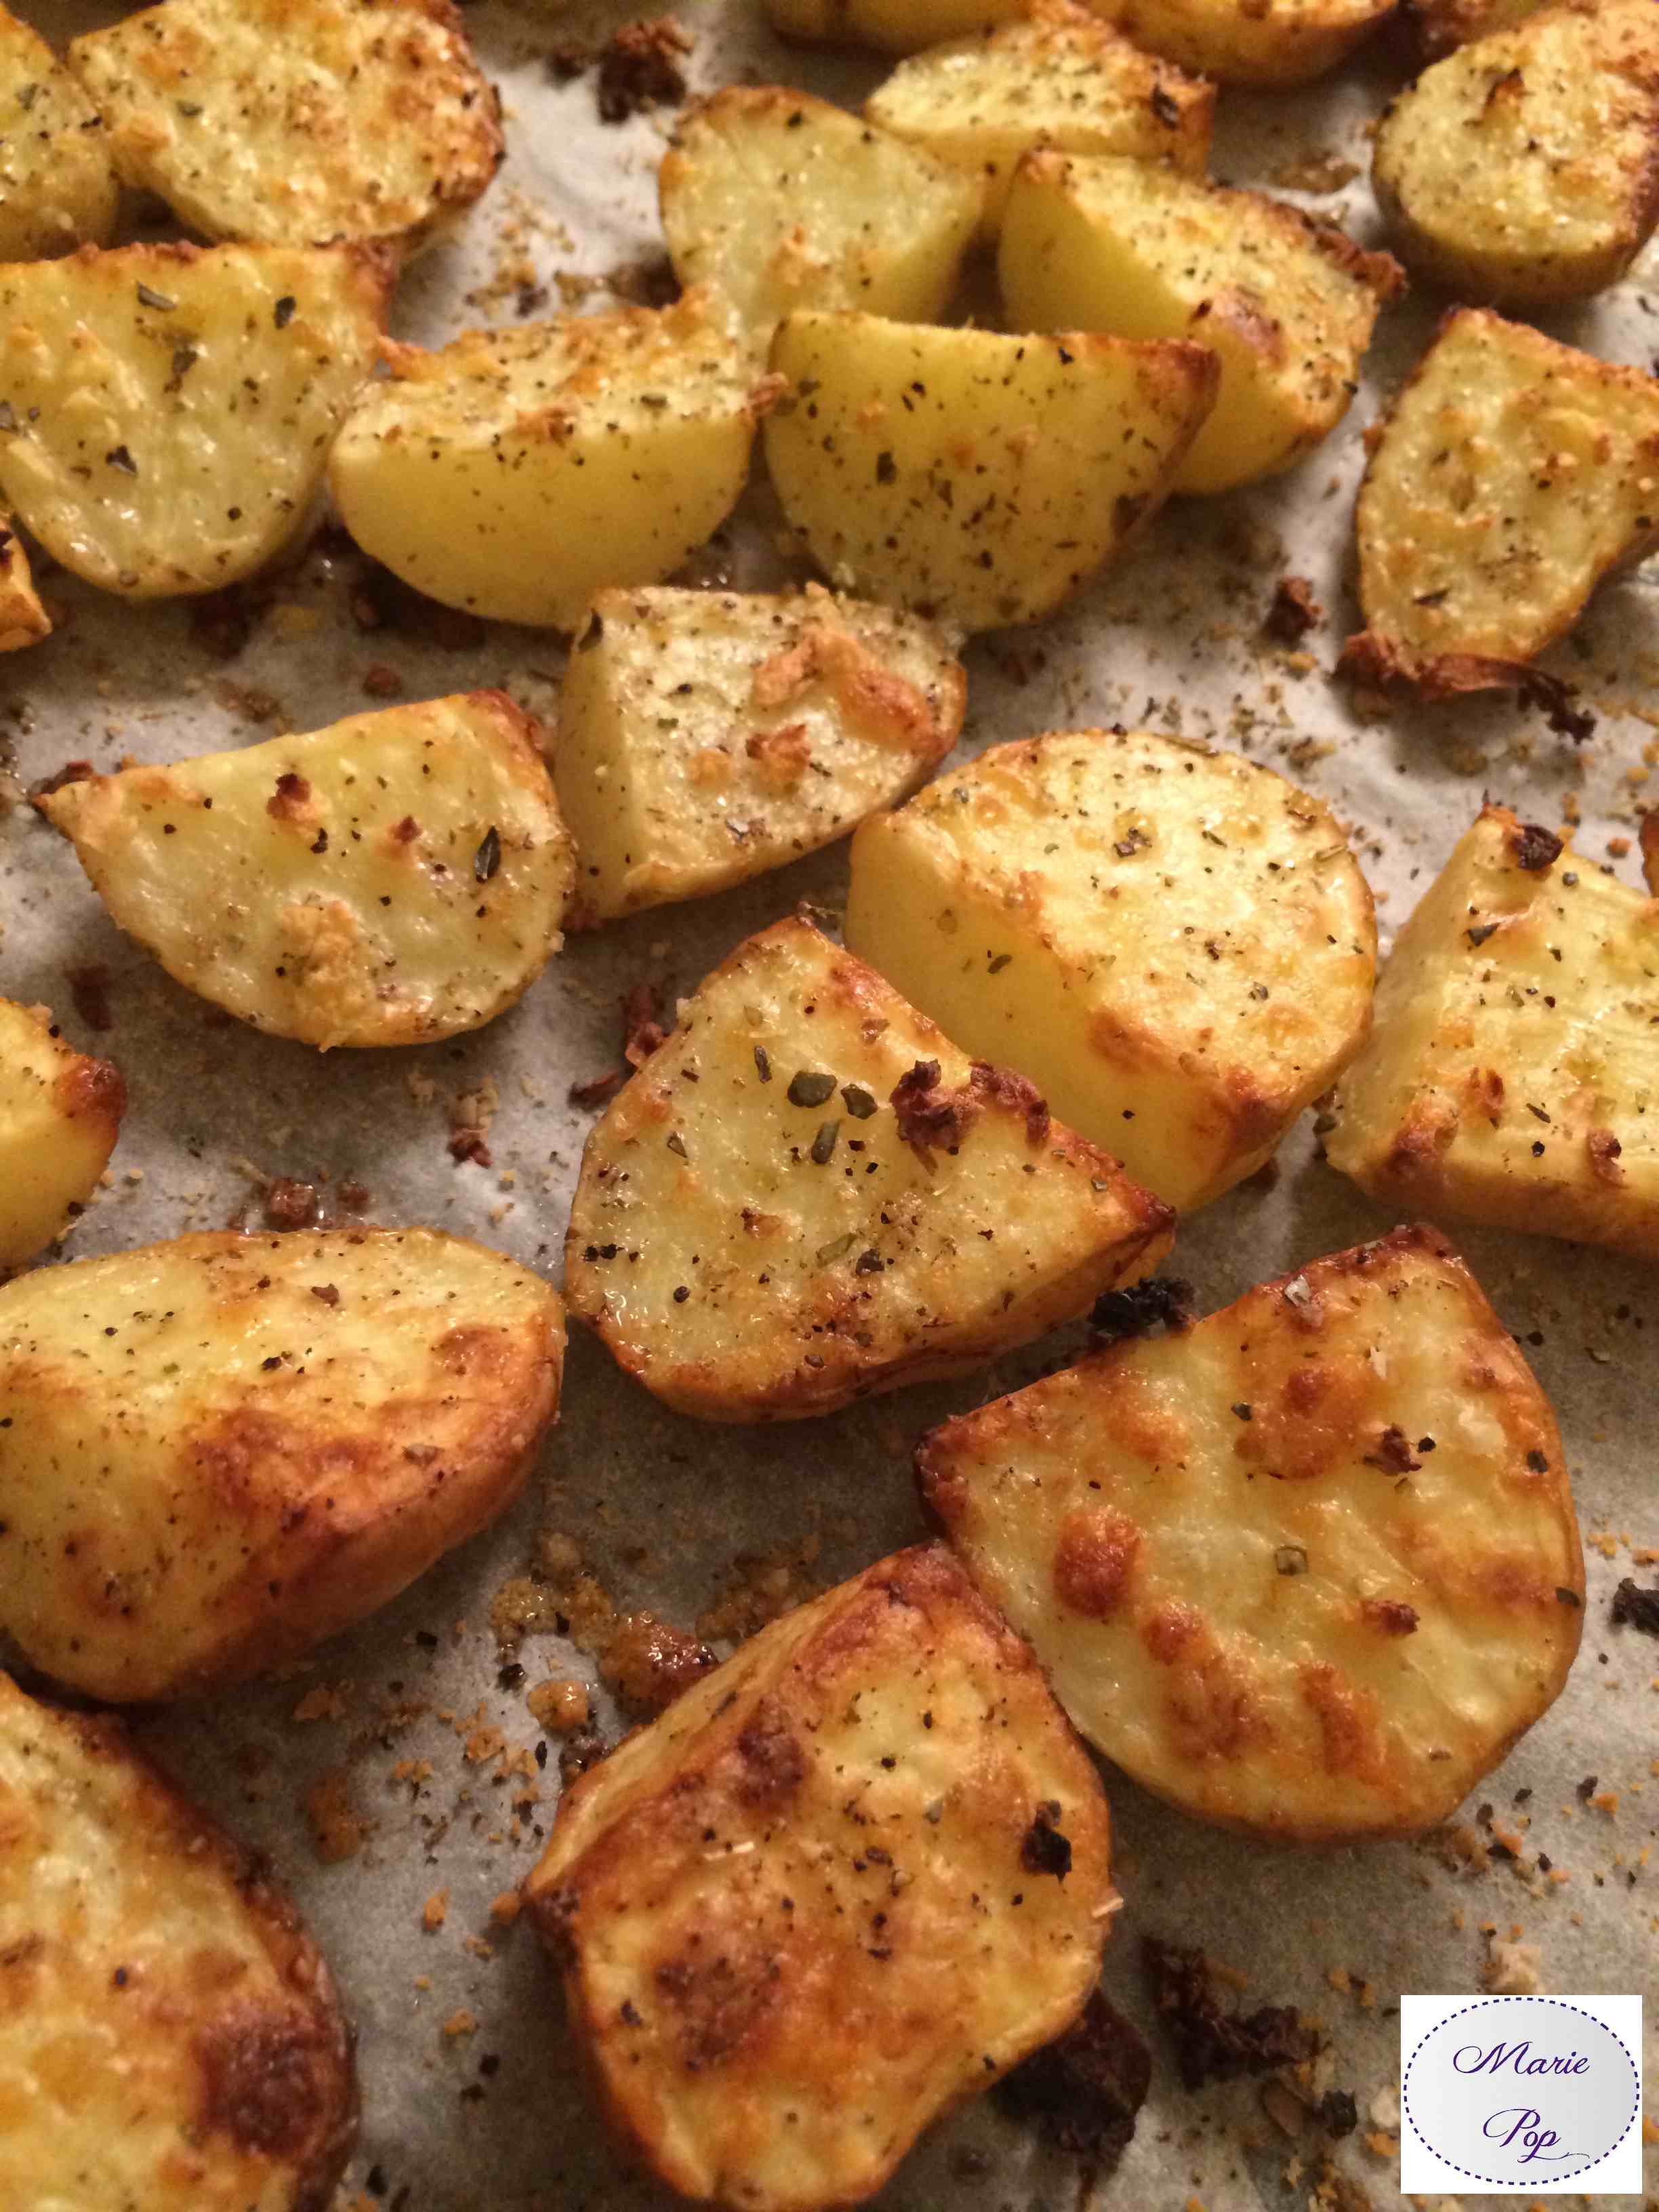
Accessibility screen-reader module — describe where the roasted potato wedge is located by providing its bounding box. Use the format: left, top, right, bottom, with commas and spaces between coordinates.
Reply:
565, 916, 1172, 1421
865, 3, 1214, 239
69, 0, 501, 253
1341, 308, 1659, 696
0, 1227, 564, 1701
764, 0, 1028, 56
556, 583, 966, 925
659, 86, 980, 340
1374, 0, 1659, 306
1096, 0, 1396, 82
39, 693, 572, 1050
1000, 152, 1404, 493
0, 516, 47, 651
1403, 0, 1560, 61
329, 296, 773, 630
1329, 805, 1659, 1258
846, 729, 1376, 1212
764, 310, 1216, 629
0, 240, 388, 600
920, 1227, 1584, 1843
0, 996, 124, 1273
0, 1671, 356, 2209
0, 5, 117, 259
525, 1543, 1117, 2212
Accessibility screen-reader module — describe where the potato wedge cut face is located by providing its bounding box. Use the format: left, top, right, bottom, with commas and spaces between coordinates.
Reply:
0, 7, 117, 259
557, 584, 966, 924
1000, 153, 1401, 493
328, 298, 769, 629
1374, 0, 1659, 306
1343, 308, 1659, 692
764, 310, 1216, 629
0, 1229, 565, 1700
525, 1544, 1115, 2212
1099, 0, 1395, 84
0, 1673, 355, 2211
659, 87, 980, 337
565, 917, 1172, 1420
920, 1227, 1584, 1842
69, 0, 502, 251
865, 11, 1214, 236
41, 693, 572, 1049
0, 516, 47, 651
0, 996, 124, 1272
845, 729, 1376, 1211
0, 241, 388, 598
1329, 806, 1659, 1258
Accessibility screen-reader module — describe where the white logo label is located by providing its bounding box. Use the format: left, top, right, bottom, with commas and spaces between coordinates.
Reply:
1400, 1994, 1643, 2195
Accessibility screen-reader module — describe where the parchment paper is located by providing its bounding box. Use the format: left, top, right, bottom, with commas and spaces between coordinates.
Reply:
6, 5, 1656, 2206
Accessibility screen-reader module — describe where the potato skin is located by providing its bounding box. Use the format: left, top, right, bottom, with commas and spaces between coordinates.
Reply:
525, 1544, 1116, 2212
1342, 308, 1659, 695
0, 1671, 355, 2211
1402, 0, 1562, 63
566, 917, 1173, 1420
0, 1229, 565, 1700
1374, 0, 1659, 307
39, 691, 573, 1050
0, 996, 125, 1272
846, 729, 1376, 1211
764, 0, 1027, 55
1329, 804, 1659, 1259
0, 520, 49, 651
68, 0, 502, 253
920, 1226, 1584, 1844
1099, 0, 1396, 84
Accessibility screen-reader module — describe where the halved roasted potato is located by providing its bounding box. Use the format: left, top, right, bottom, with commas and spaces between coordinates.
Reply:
0, 516, 47, 651
764, 0, 1027, 55
1329, 804, 1659, 1258
329, 295, 774, 630
659, 87, 980, 340
865, 3, 1214, 239
0, 1227, 564, 1701
0, 997, 125, 1273
1341, 308, 1659, 696
556, 583, 966, 925
1375, 0, 1659, 306
845, 729, 1376, 1212
1000, 152, 1404, 494
39, 693, 572, 1050
1403, 0, 1561, 61
525, 1543, 1117, 2212
0, 1671, 356, 2209
920, 1226, 1584, 1843
0, 240, 388, 599
69, 0, 501, 253
0, 5, 117, 259
764, 310, 1216, 629
1107, 0, 1396, 81
565, 916, 1173, 1420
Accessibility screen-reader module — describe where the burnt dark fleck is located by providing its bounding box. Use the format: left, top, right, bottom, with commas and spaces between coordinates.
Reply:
1020, 1802, 1072, 1879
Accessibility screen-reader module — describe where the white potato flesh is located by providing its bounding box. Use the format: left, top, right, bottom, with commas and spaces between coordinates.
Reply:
1097, 0, 1395, 83
1329, 805, 1659, 1260
846, 728, 1376, 1211
659, 87, 980, 339
525, 1544, 1117, 2212
0, 516, 46, 650
1000, 152, 1403, 493
556, 583, 966, 924
0, 240, 388, 598
865, 5, 1214, 238
0, 5, 117, 259
0, 1673, 356, 2211
1374, 0, 1659, 306
0, 997, 125, 1273
1342, 308, 1659, 695
0, 1228, 565, 1701
68, 0, 502, 251
565, 916, 1173, 1420
39, 693, 573, 1050
764, 309, 1216, 629
328, 295, 773, 629
920, 1227, 1584, 1842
